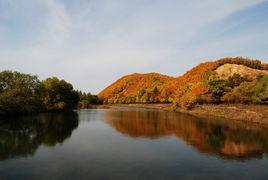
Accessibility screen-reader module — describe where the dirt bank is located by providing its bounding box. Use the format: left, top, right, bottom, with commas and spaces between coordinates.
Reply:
177, 104, 268, 124
101, 104, 268, 124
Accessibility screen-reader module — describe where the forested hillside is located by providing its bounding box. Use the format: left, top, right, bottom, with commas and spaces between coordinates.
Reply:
98, 57, 268, 108
98, 73, 174, 104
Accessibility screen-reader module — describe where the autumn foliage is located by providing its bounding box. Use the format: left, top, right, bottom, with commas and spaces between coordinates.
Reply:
98, 73, 174, 104
98, 57, 268, 108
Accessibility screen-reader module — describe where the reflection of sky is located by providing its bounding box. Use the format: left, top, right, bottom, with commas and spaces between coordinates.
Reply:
0, 0, 268, 93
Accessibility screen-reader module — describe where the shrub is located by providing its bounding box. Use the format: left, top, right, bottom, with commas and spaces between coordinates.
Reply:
222, 81, 259, 104
228, 73, 250, 87
251, 75, 268, 104
207, 75, 232, 103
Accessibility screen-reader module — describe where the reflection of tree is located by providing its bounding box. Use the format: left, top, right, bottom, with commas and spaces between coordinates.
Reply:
0, 112, 78, 160
104, 109, 268, 160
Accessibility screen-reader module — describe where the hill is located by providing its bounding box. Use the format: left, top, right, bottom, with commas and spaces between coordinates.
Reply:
98, 57, 268, 108
98, 73, 174, 104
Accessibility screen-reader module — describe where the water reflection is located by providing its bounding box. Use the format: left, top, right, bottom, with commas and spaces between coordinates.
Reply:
104, 108, 268, 160
0, 112, 78, 160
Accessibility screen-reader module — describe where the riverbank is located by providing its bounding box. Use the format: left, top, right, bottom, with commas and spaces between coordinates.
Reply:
178, 104, 268, 124
100, 103, 268, 124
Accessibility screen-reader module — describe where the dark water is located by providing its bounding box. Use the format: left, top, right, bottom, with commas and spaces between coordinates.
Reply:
1, 107, 268, 180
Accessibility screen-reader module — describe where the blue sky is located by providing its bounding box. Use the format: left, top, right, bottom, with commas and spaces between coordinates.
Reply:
0, 0, 267, 93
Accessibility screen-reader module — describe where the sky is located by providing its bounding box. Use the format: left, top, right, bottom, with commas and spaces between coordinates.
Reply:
0, 0, 268, 93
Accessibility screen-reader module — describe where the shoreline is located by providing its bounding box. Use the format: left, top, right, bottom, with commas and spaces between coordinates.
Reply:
98, 103, 268, 124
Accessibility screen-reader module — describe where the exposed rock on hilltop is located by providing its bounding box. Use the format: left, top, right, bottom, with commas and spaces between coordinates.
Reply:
216, 64, 268, 81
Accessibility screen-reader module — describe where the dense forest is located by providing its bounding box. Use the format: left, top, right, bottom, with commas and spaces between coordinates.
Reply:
98, 57, 268, 109
0, 71, 101, 116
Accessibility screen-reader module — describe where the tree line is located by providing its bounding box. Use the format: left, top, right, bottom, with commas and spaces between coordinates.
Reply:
0, 70, 102, 116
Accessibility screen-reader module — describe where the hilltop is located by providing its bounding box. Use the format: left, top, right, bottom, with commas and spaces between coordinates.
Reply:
98, 73, 174, 104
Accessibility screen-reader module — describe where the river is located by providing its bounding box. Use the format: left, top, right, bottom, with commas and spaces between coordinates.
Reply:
0, 107, 268, 179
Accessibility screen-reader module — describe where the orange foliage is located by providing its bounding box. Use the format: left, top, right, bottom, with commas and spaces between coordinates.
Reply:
98, 73, 174, 104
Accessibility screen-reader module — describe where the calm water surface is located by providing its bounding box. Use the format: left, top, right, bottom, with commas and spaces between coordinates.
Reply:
1, 107, 268, 180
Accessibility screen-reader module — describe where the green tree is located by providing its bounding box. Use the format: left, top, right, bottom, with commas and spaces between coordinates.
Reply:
78, 92, 102, 108
0, 71, 43, 115
251, 75, 268, 104
208, 76, 232, 103
42, 77, 79, 111
152, 87, 159, 93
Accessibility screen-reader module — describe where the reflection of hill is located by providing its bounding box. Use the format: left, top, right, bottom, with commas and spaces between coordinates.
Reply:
0, 112, 78, 160
104, 109, 268, 160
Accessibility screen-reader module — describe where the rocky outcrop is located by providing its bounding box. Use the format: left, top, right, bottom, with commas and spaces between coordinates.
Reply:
216, 63, 268, 80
